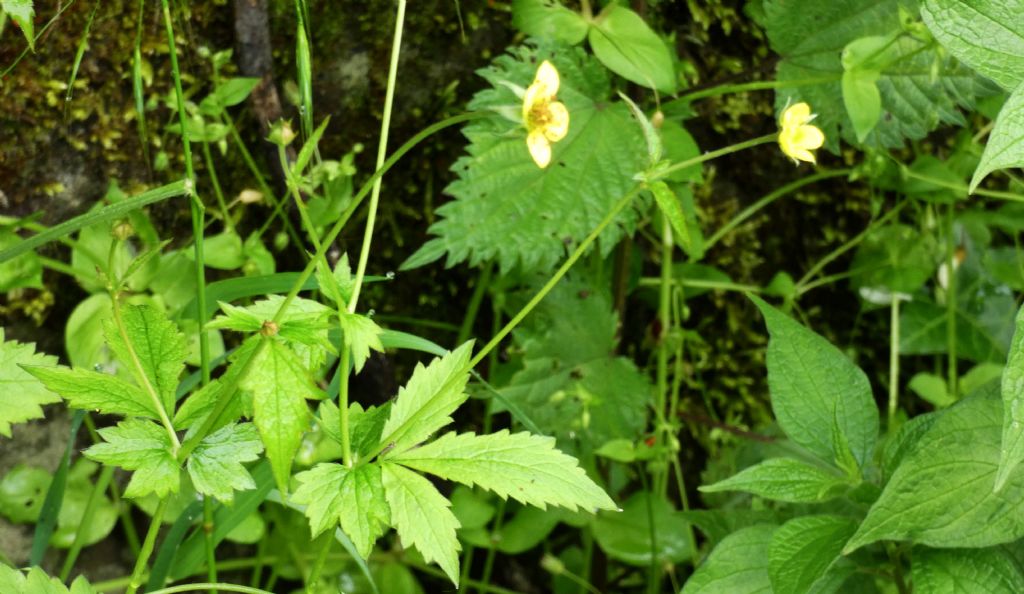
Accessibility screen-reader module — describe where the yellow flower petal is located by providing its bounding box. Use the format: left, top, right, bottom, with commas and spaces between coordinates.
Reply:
535, 60, 560, 98
522, 82, 542, 123
798, 124, 824, 150
527, 128, 552, 168
781, 102, 811, 128
544, 101, 569, 142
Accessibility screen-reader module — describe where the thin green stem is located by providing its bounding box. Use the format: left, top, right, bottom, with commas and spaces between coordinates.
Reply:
204, 498, 218, 594
125, 498, 169, 594
654, 216, 673, 497
59, 464, 114, 580
673, 76, 839, 105
457, 262, 494, 345
202, 140, 233, 231
161, 0, 210, 386
349, 0, 406, 313
888, 296, 901, 428
477, 498, 507, 594
305, 535, 333, 594
650, 134, 777, 182
945, 205, 958, 396
638, 277, 762, 293
146, 585, 274, 594
338, 349, 354, 467
902, 167, 1024, 202
705, 169, 851, 250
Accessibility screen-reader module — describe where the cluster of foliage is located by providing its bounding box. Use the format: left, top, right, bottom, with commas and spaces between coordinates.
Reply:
4, 0, 1024, 593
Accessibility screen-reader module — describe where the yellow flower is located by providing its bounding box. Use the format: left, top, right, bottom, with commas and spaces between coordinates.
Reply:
778, 102, 824, 165
522, 60, 570, 168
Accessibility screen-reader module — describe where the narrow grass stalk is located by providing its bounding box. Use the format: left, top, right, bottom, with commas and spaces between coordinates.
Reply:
348, 0, 407, 313
945, 204, 958, 396
204, 498, 218, 594
654, 216, 673, 498
161, 0, 211, 386
59, 464, 114, 580
125, 498, 169, 594
456, 262, 494, 345
673, 76, 839, 105
304, 535, 333, 594
888, 296, 901, 428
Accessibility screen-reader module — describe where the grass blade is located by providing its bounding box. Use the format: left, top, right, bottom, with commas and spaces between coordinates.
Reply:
30, 410, 86, 565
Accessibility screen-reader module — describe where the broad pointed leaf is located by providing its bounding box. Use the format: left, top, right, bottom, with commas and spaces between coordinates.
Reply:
681, 524, 776, 594
700, 458, 850, 503
921, 0, 1024, 91
912, 546, 1024, 594
768, 515, 858, 594
187, 422, 263, 503
103, 303, 187, 416
995, 304, 1024, 491
25, 366, 158, 420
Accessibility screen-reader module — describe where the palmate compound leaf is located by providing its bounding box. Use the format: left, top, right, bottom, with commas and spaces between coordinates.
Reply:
844, 383, 1024, 553
1, 329, 59, 436
186, 422, 263, 503
291, 462, 389, 559
764, 0, 996, 151
381, 462, 461, 585
103, 303, 188, 417
379, 342, 474, 458
402, 43, 647, 274
241, 338, 321, 494
85, 419, 179, 499
391, 430, 616, 512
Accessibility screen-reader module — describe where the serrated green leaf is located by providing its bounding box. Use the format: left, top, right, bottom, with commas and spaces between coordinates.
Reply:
339, 312, 384, 374
318, 400, 390, 462
648, 181, 692, 253
382, 462, 461, 585
2, 0, 35, 50
768, 515, 857, 594
912, 546, 1024, 594
499, 277, 650, 446
845, 384, 1024, 553
588, 4, 675, 93
241, 295, 333, 369
970, 81, 1024, 192
681, 524, 776, 594
921, 0, 1024, 91
292, 462, 389, 558
0, 329, 59, 437
380, 342, 473, 457
0, 565, 99, 594
25, 365, 158, 420
103, 303, 186, 417
995, 304, 1024, 491
207, 301, 265, 332
393, 430, 615, 512
405, 45, 647, 273
700, 458, 849, 503
174, 338, 259, 431
85, 420, 179, 498
751, 296, 878, 468
187, 422, 263, 503
315, 253, 356, 307
242, 339, 318, 494
766, 0, 995, 150
511, 0, 588, 45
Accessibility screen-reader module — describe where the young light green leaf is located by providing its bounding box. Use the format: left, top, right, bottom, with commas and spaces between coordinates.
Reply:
201, 230, 245, 270
648, 181, 693, 254
186, 422, 263, 503
921, 0, 1024, 91
103, 303, 187, 416
85, 420, 180, 498
681, 524, 776, 594
845, 384, 1024, 553
911, 546, 1024, 594
382, 462, 461, 585
339, 312, 384, 374
700, 458, 850, 504
380, 342, 473, 457
242, 339, 318, 493
841, 68, 881, 143
199, 77, 261, 116
511, 0, 588, 45
768, 515, 857, 594
995, 304, 1024, 491
1, 329, 59, 436
2, 0, 35, 50
206, 301, 265, 333
0, 565, 99, 594
25, 366, 158, 420
392, 430, 616, 512
318, 400, 389, 462
751, 296, 878, 469
291, 462, 390, 558
618, 92, 661, 165
588, 4, 675, 93
970, 82, 1024, 192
